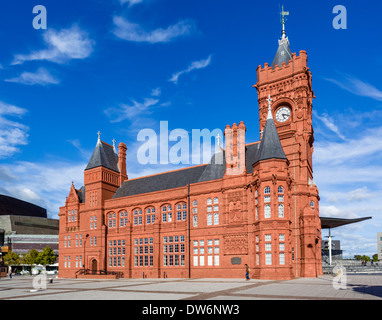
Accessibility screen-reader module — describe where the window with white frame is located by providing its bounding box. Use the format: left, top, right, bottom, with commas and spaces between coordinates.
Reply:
214, 212, 219, 225
264, 186, 271, 194
264, 204, 271, 218
278, 204, 284, 218
265, 253, 272, 265
193, 215, 198, 227
207, 213, 212, 225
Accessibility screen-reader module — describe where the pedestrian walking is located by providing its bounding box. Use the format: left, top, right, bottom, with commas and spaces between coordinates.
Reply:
245, 264, 250, 280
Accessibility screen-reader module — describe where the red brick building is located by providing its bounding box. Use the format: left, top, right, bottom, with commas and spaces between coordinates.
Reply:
58, 25, 322, 280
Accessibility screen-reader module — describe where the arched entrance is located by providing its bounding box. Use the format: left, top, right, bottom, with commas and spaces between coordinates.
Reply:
91, 259, 97, 274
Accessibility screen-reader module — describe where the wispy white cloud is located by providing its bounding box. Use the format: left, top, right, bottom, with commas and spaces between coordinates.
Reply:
151, 87, 161, 97
112, 16, 194, 43
119, 0, 143, 6
169, 55, 212, 84
314, 126, 382, 165
313, 111, 346, 140
104, 97, 159, 123
325, 74, 382, 101
5, 68, 60, 86
12, 25, 95, 65
0, 102, 29, 158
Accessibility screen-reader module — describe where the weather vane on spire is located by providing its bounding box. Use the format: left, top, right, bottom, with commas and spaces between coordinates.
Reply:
280, 5, 289, 38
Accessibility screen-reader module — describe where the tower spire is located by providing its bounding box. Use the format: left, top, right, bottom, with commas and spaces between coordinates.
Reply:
280, 5, 289, 39
271, 5, 292, 69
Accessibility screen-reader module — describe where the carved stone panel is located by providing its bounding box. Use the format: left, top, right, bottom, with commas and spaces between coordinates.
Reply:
224, 233, 248, 255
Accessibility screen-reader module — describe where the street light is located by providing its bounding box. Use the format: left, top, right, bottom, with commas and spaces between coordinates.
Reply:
83, 234, 89, 270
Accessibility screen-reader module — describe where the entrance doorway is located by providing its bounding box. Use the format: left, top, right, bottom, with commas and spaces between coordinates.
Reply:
91, 259, 97, 274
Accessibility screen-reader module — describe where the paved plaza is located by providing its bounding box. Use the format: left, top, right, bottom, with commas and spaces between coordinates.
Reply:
0, 274, 382, 300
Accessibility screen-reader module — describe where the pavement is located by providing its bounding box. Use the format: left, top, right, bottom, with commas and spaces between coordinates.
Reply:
0, 273, 382, 300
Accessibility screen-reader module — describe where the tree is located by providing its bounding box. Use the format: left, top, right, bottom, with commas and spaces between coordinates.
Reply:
3, 251, 21, 266
23, 249, 39, 266
35, 246, 56, 266
372, 254, 378, 262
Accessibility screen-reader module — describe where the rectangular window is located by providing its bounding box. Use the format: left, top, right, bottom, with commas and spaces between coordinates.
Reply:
279, 243, 285, 251
214, 255, 220, 266
265, 253, 272, 265
279, 253, 285, 265
264, 195, 271, 203
208, 255, 213, 266
199, 256, 205, 266
193, 256, 198, 266
265, 243, 272, 251
193, 215, 198, 227
265, 234, 272, 241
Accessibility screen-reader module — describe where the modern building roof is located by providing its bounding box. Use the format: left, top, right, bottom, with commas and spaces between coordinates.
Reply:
320, 216, 372, 229
0, 194, 47, 218
85, 139, 119, 173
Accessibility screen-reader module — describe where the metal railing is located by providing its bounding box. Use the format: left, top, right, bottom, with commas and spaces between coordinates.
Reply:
75, 269, 123, 278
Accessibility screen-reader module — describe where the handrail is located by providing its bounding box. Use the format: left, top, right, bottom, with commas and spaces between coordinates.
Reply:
75, 268, 123, 278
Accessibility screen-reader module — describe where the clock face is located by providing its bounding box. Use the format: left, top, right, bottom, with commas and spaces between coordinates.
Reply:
275, 107, 291, 123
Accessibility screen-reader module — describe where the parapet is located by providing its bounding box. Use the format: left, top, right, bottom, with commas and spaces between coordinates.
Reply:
255, 50, 308, 85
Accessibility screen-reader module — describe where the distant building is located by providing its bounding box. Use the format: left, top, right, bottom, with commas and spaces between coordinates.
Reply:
0, 194, 59, 260
378, 232, 382, 261
321, 240, 343, 262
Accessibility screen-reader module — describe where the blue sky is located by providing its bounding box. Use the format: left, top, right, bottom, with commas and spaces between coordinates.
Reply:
0, 0, 382, 258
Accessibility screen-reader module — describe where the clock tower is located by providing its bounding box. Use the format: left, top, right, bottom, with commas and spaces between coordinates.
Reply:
253, 7, 322, 277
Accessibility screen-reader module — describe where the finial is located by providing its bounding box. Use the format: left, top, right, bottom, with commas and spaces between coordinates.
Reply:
266, 95, 273, 120
112, 138, 117, 153
216, 134, 221, 147
97, 131, 101, 141
280, 5, 289, 39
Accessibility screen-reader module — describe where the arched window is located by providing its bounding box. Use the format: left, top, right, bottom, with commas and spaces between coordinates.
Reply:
264, 204, 271, 218
214, 212, 219, 225
310, 201, 315, 208
162, 206, 167, 212
207, 213, 212, 225
207, 198, 212, 205
193, 200, 197, 207
264, 186, 271, 194
278, 204, 284, 218
213, 197, 219, 204
278, 186, 284, 194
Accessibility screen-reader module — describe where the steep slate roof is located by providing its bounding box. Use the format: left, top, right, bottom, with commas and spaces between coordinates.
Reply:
271, 37, 292, 69
253, 113, 287, 164
85, 140, 119, 173
113, 165, 207, 198
113, 143, 260, 199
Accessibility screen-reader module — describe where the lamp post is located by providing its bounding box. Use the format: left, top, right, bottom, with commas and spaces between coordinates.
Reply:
83, 234, 89, 270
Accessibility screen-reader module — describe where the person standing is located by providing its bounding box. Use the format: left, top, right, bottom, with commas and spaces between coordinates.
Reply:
245, 264, 250, 280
